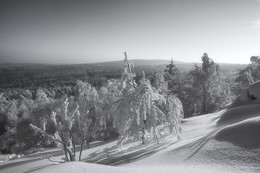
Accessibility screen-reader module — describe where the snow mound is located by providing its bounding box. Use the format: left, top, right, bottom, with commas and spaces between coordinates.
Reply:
218, 81, 260, 125
217, 82, 260, 148
229, 81, 260, 109
216, 116, 260, 148
217, 104, 260, 125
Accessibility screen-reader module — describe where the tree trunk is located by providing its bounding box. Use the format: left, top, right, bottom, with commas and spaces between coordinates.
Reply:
153, 126, 159, 144
60, 134, 69, 161
78, 140, 85, 161
68, 129, 76, 157
141, 127, 145, 145
202, 85, 207, 114
67, 148, 76, 161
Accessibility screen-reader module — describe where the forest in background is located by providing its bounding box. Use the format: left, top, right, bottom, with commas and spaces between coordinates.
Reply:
0, 54, 259, 158
0, 59, 244, 89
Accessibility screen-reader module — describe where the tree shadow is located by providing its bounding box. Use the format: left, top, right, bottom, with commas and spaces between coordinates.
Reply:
0, 139, 117, 171
23, 163, 58, 173
82, 138, 179, 166
167, 128, 219, 161
0, 157, 45, 170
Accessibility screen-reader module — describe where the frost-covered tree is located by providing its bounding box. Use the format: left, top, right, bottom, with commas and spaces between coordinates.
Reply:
111, 53, 183, 147
163, 58, 182, 97
189, 53, 228, 114
153, 65, 184, 137
0, 93, 9, 113
31, 99, 79, 161
30, 82, 104, 161
35, 89, 50, 106
74, 82, 104, 160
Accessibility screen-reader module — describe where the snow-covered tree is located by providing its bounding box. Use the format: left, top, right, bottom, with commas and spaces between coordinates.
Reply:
35, 89, 50, 106
30, 98, 79, 161
74, 82, 104, 160
163, 58, 182, 97
189, 53, 222, 114
111, 53, 183, 147
30, 82, 104, 161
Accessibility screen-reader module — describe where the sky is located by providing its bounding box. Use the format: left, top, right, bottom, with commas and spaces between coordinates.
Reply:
0, 0, 260, 64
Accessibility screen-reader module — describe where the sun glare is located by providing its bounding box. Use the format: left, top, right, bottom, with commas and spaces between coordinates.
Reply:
255, 21, 260, 27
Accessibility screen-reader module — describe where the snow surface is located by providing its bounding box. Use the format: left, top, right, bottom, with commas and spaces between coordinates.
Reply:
9, 81, 260, 172
33, 106, 260, 173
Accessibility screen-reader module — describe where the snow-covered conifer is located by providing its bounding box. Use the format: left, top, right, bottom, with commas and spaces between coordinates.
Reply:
112, 54, 183, 147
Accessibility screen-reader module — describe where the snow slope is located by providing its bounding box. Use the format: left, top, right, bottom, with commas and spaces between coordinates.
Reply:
33, 82, 260, 173
216, 116, 260, 148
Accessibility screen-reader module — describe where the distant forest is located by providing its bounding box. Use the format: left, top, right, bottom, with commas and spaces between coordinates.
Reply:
0, 59, 244, 90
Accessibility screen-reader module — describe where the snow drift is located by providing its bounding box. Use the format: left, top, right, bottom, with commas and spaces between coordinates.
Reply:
218, 81, 260, 125
217, 104, 260, 125
216, 116, 260, 148
216, 81, 260, 149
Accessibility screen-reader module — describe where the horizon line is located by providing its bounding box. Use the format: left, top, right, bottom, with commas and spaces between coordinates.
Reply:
0, 58, 248, 66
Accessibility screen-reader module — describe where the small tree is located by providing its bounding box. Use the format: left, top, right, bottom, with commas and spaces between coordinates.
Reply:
189, 53, 222, 114
74, 82, 104, 160
112, 53, 183, 147
30, 93, 103, 161
164, 58, 182, 97
30, 99, 78, 161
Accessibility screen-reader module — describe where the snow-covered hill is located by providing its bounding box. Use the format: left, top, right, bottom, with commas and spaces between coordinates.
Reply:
7, 81, 260, 173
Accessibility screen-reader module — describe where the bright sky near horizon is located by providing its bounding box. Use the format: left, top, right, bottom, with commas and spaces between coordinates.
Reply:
0, 0, 259, 64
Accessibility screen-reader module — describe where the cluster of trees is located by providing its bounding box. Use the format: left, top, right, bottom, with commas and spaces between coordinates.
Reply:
0, 81, 117, 156
162, 54, 260, 117
157, 53, 233, 117
0, 53, 258, 161
0, 55, 183, 161
112, 54, 183, 148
